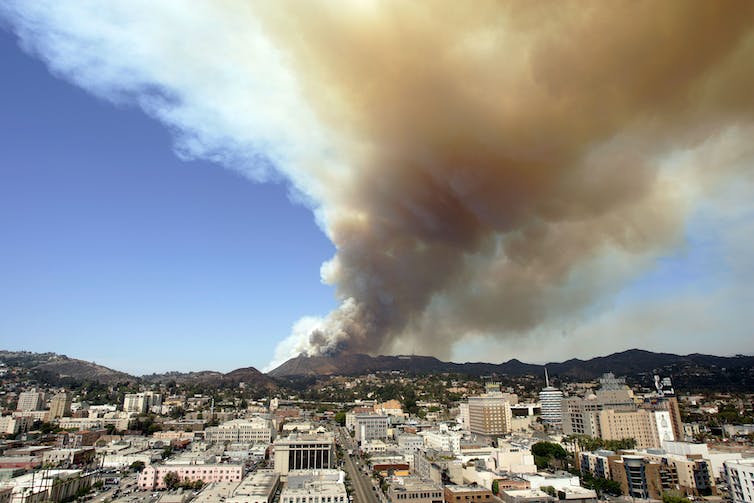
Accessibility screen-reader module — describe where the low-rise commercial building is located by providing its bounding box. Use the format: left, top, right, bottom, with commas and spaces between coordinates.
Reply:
137, 463, 243, 490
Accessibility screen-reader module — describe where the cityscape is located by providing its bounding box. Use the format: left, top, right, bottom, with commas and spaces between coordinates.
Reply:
0, 349, 752, 503
1, 3, 754, 503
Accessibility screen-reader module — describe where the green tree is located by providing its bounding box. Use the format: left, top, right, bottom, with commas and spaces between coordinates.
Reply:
130, 461, 146, 472
662, 491, 691, 503
163, 472, 180, 490
492, 480, 499, 495
334, 412, 347, 426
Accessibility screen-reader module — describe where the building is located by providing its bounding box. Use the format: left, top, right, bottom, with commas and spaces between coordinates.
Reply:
137, 463, 243, 490
596, 409, 664, 449
500, 489, 556, 503
2, 469, 93, 503
226, 470, 280, 503
204, 417, 273, 444
725, 458, 754, 503
467, 393, 513, 440
538, 369, 563, 429
272, 432, 335, 476
561, 374, 636, 437
123, 392, 162, 414
415, 449, 464, 485
353, 414, 389, 443
387, 477, 443, 503
0, 416, 20, 435
49, 392, 72, 419
422, 425, 462, 454
16, 390, 44, 412
280, 470, 346, 503
375, 399, 404, 417
487, 443, 537, 474
444, 485, 493, 503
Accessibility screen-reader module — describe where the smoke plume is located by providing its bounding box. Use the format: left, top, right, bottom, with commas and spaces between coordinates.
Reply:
3, 1, 754, 365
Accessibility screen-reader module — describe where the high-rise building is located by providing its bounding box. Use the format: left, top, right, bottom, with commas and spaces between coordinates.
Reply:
538, 368, 563, 429
50, 391, 72, 419
561, 373, 636, 436
16, 390, 45, 411
467, 393, 513, 439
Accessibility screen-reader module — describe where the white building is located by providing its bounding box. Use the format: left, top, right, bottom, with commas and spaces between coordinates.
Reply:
538, 369, 563, 428
273, 432, 335, 476
487, 443, 537, 474
123, 392, 162, 414
226, 470, 280, 503
725, 458, 754, 503
280, 470, 346, 503
205, 417, 274, 444
421, 426, 462, 454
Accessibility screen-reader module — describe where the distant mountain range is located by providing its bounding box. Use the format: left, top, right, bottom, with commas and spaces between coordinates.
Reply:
2, 348, 752, 391
0, 350, 278, 391
267, 349, 754, 391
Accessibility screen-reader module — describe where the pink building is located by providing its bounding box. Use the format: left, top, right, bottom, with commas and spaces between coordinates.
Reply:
138, 464, 243, 490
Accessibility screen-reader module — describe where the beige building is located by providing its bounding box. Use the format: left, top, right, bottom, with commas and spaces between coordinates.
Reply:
467, 393, 513, 439
597, 409, 661, 449
16, 390, 45, 412
50, 392, 72, 419
387, 477, 444, 503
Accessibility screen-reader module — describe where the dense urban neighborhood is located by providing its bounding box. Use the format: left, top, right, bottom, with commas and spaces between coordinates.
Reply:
0, 350, 753, 503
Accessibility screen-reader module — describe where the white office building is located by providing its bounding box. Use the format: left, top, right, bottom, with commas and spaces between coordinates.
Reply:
725, 458, 754, 503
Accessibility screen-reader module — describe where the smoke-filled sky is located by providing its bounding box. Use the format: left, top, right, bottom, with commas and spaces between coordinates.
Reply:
1, 2, 753, 374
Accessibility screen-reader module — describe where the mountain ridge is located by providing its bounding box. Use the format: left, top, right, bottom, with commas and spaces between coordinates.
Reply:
267, 348, 754, 391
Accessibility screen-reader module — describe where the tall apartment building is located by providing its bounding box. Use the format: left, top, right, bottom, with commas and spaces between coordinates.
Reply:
205, 417, 274, 444
725, 458, 754, 503
353, 414, 389, 443
467, 393, 513, 440
16, 390, 45, 411
50, 392, 72, 419
123, 392, 162, 414
272, 432, 335, 476
538, 369, 563, 429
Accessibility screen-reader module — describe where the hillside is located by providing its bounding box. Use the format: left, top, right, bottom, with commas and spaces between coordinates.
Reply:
268, 349, 754, 391
0, 351, 136, 385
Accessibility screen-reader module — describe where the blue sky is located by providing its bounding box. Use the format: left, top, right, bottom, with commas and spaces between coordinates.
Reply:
0, 29, 336, 374
1, 3, 752, 374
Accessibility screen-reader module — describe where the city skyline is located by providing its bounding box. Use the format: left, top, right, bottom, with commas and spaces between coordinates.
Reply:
1, 3, 753, 375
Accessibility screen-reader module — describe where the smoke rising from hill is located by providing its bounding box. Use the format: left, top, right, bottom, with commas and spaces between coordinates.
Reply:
3, 1, 754, 365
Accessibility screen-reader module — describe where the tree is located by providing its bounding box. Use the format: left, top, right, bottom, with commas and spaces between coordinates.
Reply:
662, 491, 691, 503
532, 441, 567, 469
130, 461, 146, 472
492, 480, 499, 495
163, 472, 180, 490
334, 412, 346, 426
541, 486, 556, 497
